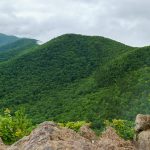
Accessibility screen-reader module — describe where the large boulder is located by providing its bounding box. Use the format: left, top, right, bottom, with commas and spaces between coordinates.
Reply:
138, 130, 150, 150
8, 121, 96, 150
135, 114, 150, 150
135, 114, 150, 133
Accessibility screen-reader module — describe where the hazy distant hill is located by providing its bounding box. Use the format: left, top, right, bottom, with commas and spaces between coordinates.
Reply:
0, 33, 19, 47
0, 34, 149, 128
0, 38, 38, 62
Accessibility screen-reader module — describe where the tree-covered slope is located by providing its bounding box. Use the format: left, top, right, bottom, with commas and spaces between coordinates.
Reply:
0, 34, 149, 128
0, 33, 19, 47
0, 38, 38, 62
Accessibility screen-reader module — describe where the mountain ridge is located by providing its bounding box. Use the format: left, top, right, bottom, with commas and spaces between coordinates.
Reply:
0, 34, 149, 128
0, 38, 38, 62
0, 33, 19, 47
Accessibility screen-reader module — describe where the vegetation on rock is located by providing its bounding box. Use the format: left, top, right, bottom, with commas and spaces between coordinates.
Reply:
104, 119, 134, 140
58, 121, 91, 132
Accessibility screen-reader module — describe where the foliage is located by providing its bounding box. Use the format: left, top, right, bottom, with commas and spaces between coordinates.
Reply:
104, 119, 135, 140
58, 121, 91, 131
0, 34, 150, 130
0, 108, 33, 144
96, 47, 150, 87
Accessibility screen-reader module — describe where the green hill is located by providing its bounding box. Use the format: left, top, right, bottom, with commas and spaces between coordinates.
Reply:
0, 33, 19, 47
0, 38, 38, 62
0, 34, 149, 129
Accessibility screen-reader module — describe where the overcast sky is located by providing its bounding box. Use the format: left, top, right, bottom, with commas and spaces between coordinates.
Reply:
0, 0, 150, 46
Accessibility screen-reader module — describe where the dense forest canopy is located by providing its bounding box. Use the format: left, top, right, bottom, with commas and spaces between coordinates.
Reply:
0, 33, 150, 129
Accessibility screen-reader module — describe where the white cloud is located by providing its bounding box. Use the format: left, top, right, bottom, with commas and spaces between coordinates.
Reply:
0, 0, 150, 46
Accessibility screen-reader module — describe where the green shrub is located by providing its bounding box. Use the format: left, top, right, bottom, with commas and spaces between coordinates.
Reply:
58, 121, 91, 132
0, 108, 33, 144
104, 119, 134, 140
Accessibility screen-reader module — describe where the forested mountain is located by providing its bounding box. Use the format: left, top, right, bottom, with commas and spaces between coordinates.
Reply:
0, 33, 19, 47
0, 34, 149, 129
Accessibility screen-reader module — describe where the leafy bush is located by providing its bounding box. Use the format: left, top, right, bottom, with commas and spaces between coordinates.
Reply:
104, 119, 134, 140
0, 108, 33, 144
58, 121, 91, 132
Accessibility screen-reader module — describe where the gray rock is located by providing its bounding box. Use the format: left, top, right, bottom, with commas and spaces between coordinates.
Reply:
135, 114, 150, 133
8, 121, 96, 150
137, 130, 150, 150
135, 114, 150, 150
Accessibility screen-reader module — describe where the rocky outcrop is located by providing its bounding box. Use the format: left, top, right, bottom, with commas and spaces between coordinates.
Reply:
0, 138, 7, 150
98, 127, 135, 150
8, 121, 96, 150
5, 121, 135, 150
2, 114, 150, 149
135, 114, 150, 150
79, 125, 97, 141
